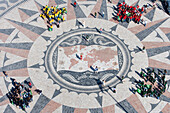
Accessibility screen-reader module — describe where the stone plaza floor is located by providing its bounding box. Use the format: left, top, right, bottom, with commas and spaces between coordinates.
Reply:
0, 0, 170, 113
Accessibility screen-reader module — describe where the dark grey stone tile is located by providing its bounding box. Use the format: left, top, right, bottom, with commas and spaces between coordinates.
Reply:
0, 95, 8, 103
7, 19, 46, 35
72, 0, 86, 18
95, 95, 103, 106
110, 24, 118, 31
0, 59, 27, 72
165, 33, 170, 40
98, 0, 108, 20
119, 22, 129, 28
144, 8, 156, 21
41, 36, 51, 41
146, 46, 170, 57
30, 94, 50, 113
18, 8, 38, 17
62, 105, 74, 113
136, 18, 168, 41
89, 108, 103, 113
160, 95, 170, 103
52, 89, 61, 99
4, 105, 16, 113
116, 99, 138, 113
0, 28, 15, 35
0, 42, 33, 50
55, 0, 66, 5
29, 63, 40, 68
0, 0, 27, 18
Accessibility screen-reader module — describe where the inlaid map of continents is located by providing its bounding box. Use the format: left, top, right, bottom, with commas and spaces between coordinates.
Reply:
58, 45, 119, 71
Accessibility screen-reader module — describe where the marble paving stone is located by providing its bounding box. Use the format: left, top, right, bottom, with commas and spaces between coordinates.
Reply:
116, 99, 138, 113
0, 59, 27, 72
161, 103, 170, 113
98, 0, 108, 20
30, 94, 51, 113
4, 105, 16, 113
62, 105, 75, 113
89, 108, 103, 113
146, 46, 170, 57
0, 0, 169, 113
144, 8, 156, 22
0, 42, 33, 50
136, 18, 168, 41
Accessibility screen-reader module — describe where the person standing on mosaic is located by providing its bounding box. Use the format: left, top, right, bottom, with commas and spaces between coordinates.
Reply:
102, 80, 105, 87
80, 53, 83, 60
99, 28, 103, 33
74, 1, 77, 7
102, 11, 105, 17
94, 66, 98, 73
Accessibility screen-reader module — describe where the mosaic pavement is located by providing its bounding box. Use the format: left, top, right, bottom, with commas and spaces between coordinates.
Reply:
0, 0, 170, 113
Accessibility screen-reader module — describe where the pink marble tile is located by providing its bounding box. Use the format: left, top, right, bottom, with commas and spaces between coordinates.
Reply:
103, 104, 115, 113
149, 58, 170, 70
126, 94, 147, 113
142, 42, 170, 49
0, 99, 10, 106
18, 9, 30, 22
161, 103, 170, 113
0, 47, 29, 58
67, 0, 76, 20
128, 18, 167, 34
40, 100, 61, 113
0, 33, 9, 42
74, 108, 88, 113
7, 20, 40, 41
7, 68, 29, 77
159, 27, 170, 34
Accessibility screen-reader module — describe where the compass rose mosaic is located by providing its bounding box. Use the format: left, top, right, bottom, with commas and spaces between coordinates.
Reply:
0, 0, 169, 113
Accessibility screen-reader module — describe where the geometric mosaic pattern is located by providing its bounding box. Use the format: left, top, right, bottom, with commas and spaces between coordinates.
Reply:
0, 0, 169, 113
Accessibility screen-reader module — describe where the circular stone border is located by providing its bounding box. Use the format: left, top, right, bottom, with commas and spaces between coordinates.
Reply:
45, 28, 131, 93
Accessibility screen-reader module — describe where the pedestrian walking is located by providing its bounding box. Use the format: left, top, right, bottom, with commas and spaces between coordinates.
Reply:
143, 20, 147, 26
142, 46, 145, 52
35, 89, 42, 95
94, 12, 97, 18
153, 2, 156, 8
28, 82, 32, 88
82, 20, 85, 28
112, 87, 116, 93
102, 80, 105, 87
108, 0, 112, 3
80, 53, 83, 60
94, 66, 98, 73
99, 28, 103, 33
74, 1, 77, 7
3, 71, 8, 77
102, 11, 105, 17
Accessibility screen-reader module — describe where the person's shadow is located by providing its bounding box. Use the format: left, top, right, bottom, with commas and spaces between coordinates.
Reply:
70, 3, 76, 7
95, 27, 100, 33
78, 20, 83, 27
3, 71, 7, 76
98, 12, 103, 17
76, 54, 80, 60
90, 13, 95, 18
90, 66, 95, 72
94, 78, 104, 92
136, 46, 143, 51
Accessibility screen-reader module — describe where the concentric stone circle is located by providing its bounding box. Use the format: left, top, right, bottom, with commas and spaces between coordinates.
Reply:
45, 28, 131, 93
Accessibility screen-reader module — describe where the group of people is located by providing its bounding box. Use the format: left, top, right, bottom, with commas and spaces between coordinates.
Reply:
7, 79, 33, 111
135, 68, 167, 99
115, 1, 150, 26
40, 5, 67, 31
